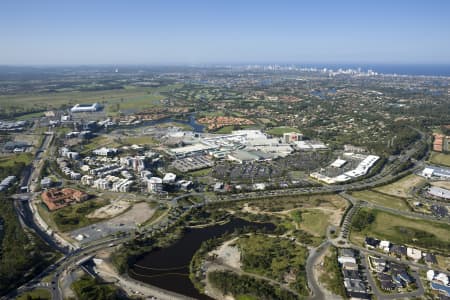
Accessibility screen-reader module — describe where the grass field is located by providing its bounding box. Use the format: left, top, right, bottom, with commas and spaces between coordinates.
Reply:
350, 208, 450, 253
187, 168, 212, 177
16, 288, 51, 300
0, 153, 33, 168
350, 190, 411, 211
373, 174, 425, 198
429, 151, 450, 167
0, 84, 182, 118
266, 126, 300, 136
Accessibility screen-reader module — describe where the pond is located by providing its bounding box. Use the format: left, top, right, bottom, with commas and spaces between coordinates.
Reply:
129, 218, 275, 299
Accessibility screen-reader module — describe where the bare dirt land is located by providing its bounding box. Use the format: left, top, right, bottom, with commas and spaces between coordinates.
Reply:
87, 200, 131, 219
210, 237, 241, 269
107, 202, 154, 226
374, 174, 425, 198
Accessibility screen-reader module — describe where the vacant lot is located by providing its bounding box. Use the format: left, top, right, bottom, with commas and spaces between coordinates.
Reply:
87, 199, 131, 219
373, 174, 425, 198
430, 151, 450, 167
351, 208, 450, 253
350, 190, 411, 211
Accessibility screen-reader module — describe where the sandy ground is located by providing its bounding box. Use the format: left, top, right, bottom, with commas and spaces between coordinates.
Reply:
107, 202, 154, 226
87, 199, 131, 219
210, 237, 241, 269
241, 203, 261, 214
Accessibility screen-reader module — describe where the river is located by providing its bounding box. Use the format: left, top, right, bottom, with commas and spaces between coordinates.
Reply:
129, 218, 275, 299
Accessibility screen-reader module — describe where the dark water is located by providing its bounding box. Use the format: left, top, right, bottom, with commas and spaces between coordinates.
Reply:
129, 218, 276, 299
145, 113, 204, 132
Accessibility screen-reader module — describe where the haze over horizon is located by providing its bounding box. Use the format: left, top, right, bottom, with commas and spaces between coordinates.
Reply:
1, 0, 450, 65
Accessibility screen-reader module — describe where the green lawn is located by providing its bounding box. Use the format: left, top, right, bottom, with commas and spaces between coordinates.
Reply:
429, 151, 450, 167
350, 190, 411, 211
16, 288, 51, 300
350, 208, 450, 253
266, 126, 300, 136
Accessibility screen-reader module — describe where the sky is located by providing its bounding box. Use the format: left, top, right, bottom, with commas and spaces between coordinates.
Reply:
1, 0, 450, 65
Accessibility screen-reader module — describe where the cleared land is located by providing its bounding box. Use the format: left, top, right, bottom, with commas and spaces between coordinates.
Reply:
429, 151, 450, 167
350, 190, 411, 211
87, 199, 131, 219
373, 174, 425, 198
351, 208, 450, 253
210, 237, 242, 269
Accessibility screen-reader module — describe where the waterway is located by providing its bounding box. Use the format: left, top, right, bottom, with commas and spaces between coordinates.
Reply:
129, 218, 276, 299
144, 113, 205, 133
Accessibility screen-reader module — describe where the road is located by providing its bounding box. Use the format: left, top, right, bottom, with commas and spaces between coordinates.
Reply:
305, 240, 332, 300
359, 252, 425, 300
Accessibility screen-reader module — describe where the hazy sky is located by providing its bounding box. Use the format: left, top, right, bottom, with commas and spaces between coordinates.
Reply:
1, 0, 450, 65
